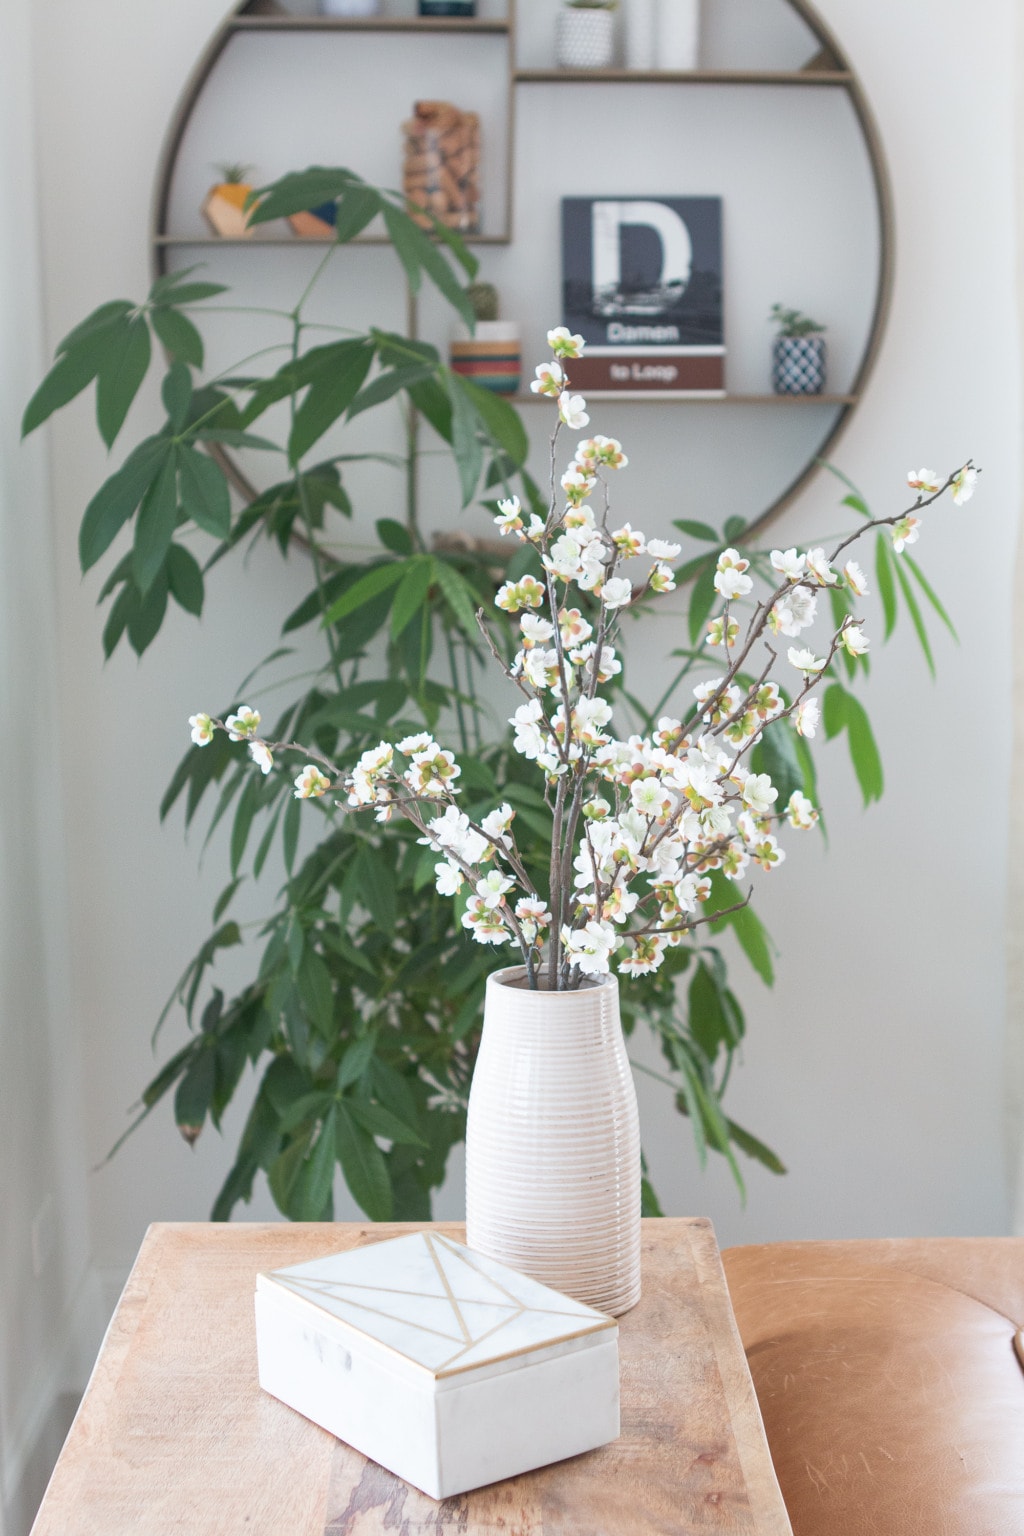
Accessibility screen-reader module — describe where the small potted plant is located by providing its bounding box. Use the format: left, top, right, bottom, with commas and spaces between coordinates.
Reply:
556, 0, 617, 70
449, 282, 521, 395
769, 303, 827, 394
201, 164, 255, 239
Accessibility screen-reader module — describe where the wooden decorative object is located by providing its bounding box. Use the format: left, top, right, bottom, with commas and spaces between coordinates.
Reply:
202, 172, 255, 238
288, 202, 338, 239
402, 99, 480, 233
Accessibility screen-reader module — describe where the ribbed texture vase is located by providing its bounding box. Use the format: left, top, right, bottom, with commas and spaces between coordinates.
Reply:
466, 967, 642, 1316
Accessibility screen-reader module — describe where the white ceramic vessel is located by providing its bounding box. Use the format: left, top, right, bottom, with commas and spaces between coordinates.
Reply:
657, 0, 700, 69
556, 7, 616, 70
624, 0, 656, 70
465, 967, 642, 1316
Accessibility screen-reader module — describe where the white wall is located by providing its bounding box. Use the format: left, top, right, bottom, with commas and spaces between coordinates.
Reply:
14, 0, 1015, 1447
0, 3, 97, 1531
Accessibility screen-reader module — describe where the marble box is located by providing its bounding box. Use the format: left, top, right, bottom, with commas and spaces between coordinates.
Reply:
254, 1231, 620, 1500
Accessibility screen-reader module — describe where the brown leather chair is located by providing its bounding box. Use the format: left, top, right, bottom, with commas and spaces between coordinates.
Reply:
722, 1239, 1024, 1536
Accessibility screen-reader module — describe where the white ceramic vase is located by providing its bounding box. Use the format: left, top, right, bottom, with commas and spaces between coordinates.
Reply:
624, 0, 656, 69
657, 0, 700, 69
556, 7, 616, 70
465, 966, 642, 1316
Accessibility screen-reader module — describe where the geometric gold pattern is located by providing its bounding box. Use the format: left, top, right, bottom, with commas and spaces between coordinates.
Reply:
265, 1232, 615, 1378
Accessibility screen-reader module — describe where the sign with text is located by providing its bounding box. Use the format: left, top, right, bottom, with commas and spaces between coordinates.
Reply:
561, 196, 724, 394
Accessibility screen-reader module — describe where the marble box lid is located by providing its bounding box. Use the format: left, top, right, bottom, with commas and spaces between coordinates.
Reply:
256, 1231, 616, 1383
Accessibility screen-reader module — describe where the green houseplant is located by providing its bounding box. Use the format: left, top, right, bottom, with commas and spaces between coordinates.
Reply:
23, 166, 965, 1226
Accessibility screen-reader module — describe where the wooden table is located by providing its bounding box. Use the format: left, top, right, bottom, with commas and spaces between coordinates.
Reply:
31, 1219, 792, 1535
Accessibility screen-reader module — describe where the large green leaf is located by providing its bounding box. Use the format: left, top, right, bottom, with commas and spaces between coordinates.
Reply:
176, 443, 231, 538
322, 560, 406, 626
246, 166, 363, 226
445, 372, 484, 507
79, 436, 173, 572
457, 376, 529, 466
166, 542, 204, 615
22, 327, 117, 437
823, 682, 884, 805
382, 204, 474, 327
687, 558, 719, 646
874, 531, 898, 640
287, 340, 374, 464
127, 568, 169, 656
391, 558, 435, 640
152, 306, 204, 369
162, 362, 192, 433
432, 559, 481, 640
96, 314, 152, 447
336, 1104, 392, 1220
132, 453, 179, 594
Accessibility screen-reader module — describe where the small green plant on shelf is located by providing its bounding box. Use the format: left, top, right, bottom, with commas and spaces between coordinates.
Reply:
769, 304, 826, 337
466, 282, 499, 322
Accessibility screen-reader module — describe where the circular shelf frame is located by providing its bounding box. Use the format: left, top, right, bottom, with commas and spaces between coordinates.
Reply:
149, 0, 894, 539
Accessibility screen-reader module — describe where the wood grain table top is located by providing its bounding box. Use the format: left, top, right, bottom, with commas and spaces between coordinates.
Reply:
31, 1219, 792, 1535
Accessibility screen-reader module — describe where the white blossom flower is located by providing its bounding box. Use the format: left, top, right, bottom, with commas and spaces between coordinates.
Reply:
951, 464, 977, 505
805, 547, 838, 586
787, 647, 827, 675
461, 896, 509, 945
225, 705, 260, 741
520, 613, 555, 647
576, 434, 628, 471
714, 548, 753, 600
531, 360, 564, 397
751, 835, 786, 871
619, 935, 666, 977
397, 732, 434, 755
601, 576, 633, 609
841, 624, 870, 657
405, 747, 460, 797
562, 919, 618, 976
646, 537, 681, 560
612, 523, 645, 558
843, 560, 869, 596
475, 870, 515, 910
741, 773, 778, 816
547, 327, 585, 358
435, 860, 464, 897
559, 392, 590, 430
248, 741, 273, 775
561, 465, 595, 504
706, 615, 739, 649
514, 898, 551, 943
650, 563, 676, 594
770, 587, 817, 637
189, 712, 214, 747
786, 791, 818, 830
793, 697, 820, 738
630, 776, 672, 819
770, 548, 806, 582
574, 695, 613, 746
294, 763, 331, 799
558, 607, 592, 645
891, 515, 921, 553
481, 803, 516, 848
494, 496, 523, 535
907, 467, 941, 494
